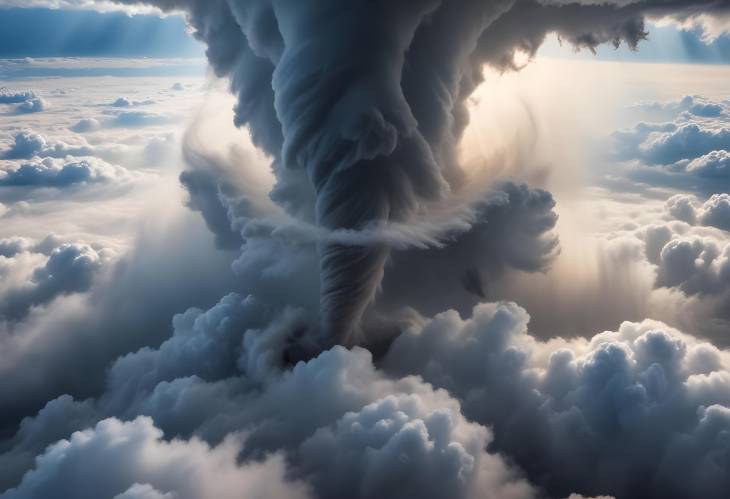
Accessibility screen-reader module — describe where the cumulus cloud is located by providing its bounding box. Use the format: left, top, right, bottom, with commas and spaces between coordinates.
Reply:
384, 301, 730, 499
2, 131, 96, 160
0, 88, 36, 104
0, 207, 244, 427
111, 97, 155, 108
0, 416, 312, 499
70, 118, 101, 133
14, 98, 48, 114
0, 292, 540, 499
666, 193, 730, 232
0, 157, 130, 188
5, 288, 730, 498
630, 95, 728, 121
641, 124, 730, 166
0, 130, 166, 168
0, 236, 111, 321
609, 95, 730, 196
685, 149, 730, 178
0, 88, 47, 114
603, 209, 730, 343
613, 96, 730, 185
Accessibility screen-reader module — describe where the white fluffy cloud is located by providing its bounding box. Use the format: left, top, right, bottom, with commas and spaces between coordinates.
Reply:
666, 193, 730, 232
384, 301, 730, 498
0, 235, 112, 321
0, 88, 36, 104
612, 95, 730, 189
0, 157, 131, 188
0, 88, 47, 115
0, 416, 312, 499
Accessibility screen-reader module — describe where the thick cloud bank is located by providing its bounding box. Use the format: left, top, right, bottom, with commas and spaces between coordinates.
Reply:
385, 302, 730, 498
3, 291, 730, 498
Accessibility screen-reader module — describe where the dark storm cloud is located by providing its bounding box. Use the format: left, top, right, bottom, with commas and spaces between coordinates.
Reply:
178, 169, 244, 249
379, 181, 559, 317
113, 0, 665, 345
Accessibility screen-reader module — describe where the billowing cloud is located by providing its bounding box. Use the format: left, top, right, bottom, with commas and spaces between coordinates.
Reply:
666, 193, 730, 231
0, 292, 540, 499
2, 131, 96, 160
384, 301, 730, 499
608, 95, 730, 196
14, 97, 47, 114
111, 97, 155, 108
0, 88, 36, 104
0, 88, 47, 114
106, 0, 729, 346
613, 95, 730, 169
0, 236, 112, 321
70, 118, 101, 133
685, 150, 730, 178
0, 416, 312, 499
4, 287, 730, 498
0, 157, 131, 188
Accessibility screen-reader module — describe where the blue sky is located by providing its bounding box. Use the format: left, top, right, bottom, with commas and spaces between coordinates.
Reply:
0, 8, 203, 58
0, 6, 728, 64
541, 24, 730, 65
